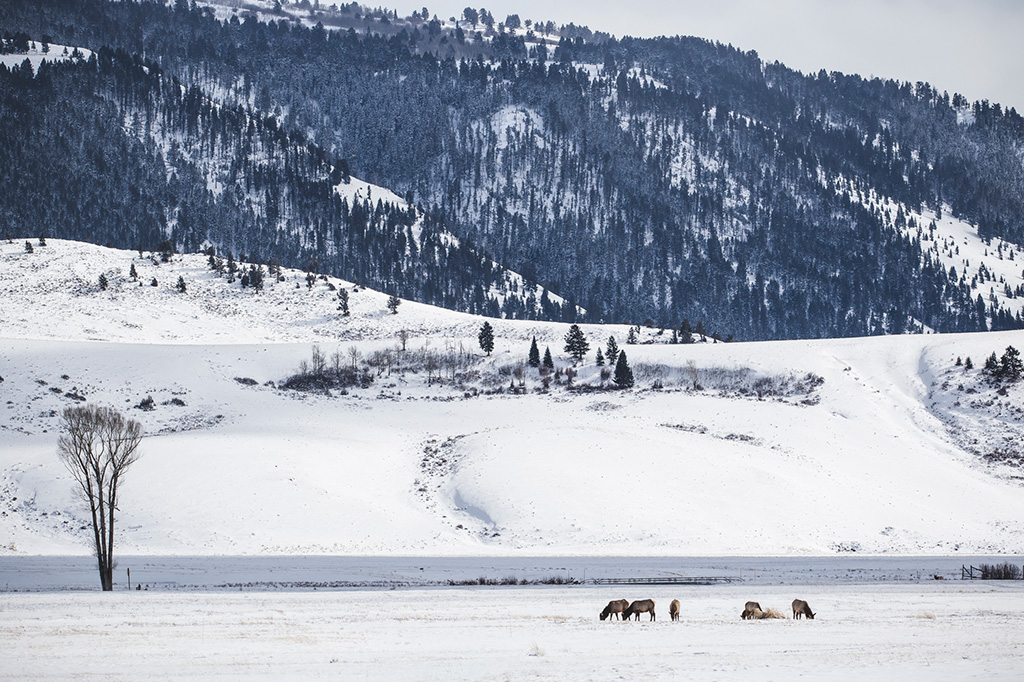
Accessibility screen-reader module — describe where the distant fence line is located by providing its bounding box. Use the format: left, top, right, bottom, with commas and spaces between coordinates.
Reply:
586, 576, 740, 586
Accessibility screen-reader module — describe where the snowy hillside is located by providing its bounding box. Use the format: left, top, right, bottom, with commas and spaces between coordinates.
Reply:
2, 239, 1023, 556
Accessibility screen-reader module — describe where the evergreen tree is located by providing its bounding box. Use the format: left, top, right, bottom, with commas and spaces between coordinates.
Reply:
337, 288, 350, 316
528, 336, 540, 367
129, 263, 138, 281
248, 264, 264, 292
387, 293, 402, 314
24, 241, 33, 253
98, 273, 108, 290
964, 356, 974, 370
563, 324, 590, 363
680, 319, 694, 344
984, 351, 1000, 376
605, 335, 619, 365
176, 275, 186, 293
613, 350, 634, 388
542, 346, 554, 370
1000, 345, 1023, 381
478, 321, 495, 356
626, 326, 638, 345
158, 240, 174, 263
595, 347, 605, 366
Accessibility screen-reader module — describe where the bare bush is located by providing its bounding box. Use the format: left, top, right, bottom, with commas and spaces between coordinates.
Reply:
632, 362, 823, 402
979, 563, 1023, 580
282, 346, 372, 392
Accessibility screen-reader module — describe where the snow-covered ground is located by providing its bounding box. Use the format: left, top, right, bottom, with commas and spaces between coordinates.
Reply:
0, 42, 93, 73
3, 583, 1023, 680
2, 239, 1024, 557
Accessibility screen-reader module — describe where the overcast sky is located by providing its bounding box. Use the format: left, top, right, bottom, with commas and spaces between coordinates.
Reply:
390, 0, 1023, 110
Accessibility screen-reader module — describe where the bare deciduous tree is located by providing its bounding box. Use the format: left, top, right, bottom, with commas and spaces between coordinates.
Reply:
57, 405, 143, 591
310, 344, 327, 377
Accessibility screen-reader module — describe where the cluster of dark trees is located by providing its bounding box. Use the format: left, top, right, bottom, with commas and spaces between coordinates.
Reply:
982, 346, 1023, 383
2, 0, 1023, 339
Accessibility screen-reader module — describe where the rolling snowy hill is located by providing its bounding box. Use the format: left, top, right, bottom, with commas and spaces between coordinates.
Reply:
2, 239, 1023, 556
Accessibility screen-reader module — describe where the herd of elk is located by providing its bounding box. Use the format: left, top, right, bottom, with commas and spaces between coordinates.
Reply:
601, 598, 817, 621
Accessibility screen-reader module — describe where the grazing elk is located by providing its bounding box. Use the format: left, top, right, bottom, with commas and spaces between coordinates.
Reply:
669, 599, 680, 621
600, 599, 630, 621
741, 601, 763, 620
622, 599, 656, 621
792, 599, 815, 619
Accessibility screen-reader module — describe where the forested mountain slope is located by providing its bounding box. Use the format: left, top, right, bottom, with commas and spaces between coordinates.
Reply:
2, 0, 1023, 339
0, 46, 572, 319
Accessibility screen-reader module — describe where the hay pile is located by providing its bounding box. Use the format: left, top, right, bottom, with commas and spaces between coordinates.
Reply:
750, 607, 787, 619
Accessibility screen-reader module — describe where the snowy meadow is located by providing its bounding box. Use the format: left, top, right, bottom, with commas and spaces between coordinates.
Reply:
3, 581, 1024, 681
3, 240, 1024, 679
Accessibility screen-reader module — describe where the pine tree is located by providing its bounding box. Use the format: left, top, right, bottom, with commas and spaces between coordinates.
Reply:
595, 347, 605, 366
387, 294, 402, 314
626, 326, 638, 345
1000, 346, 1022, 381
158, 240, 174, 263
984, 351, 1000, 376
606, 335, 619, 365
542, 346, 554, 370
248, 264, 264, 292
176, 276, 186, 293
129, 263, 138, 281
563, 324, 590, 363
478, 321, 495, 356
964, 356, 973, 370
528, 336, 540, 367
337, 288, 350, 316
98, 273, 108, 290
680, 319, 694, 344
613, 350, 634, 388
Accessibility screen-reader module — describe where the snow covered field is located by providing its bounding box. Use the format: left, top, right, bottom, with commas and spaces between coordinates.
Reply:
3, 239, 1024, 679
3, 582, 1023, 681
2, 239, 1024, 557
